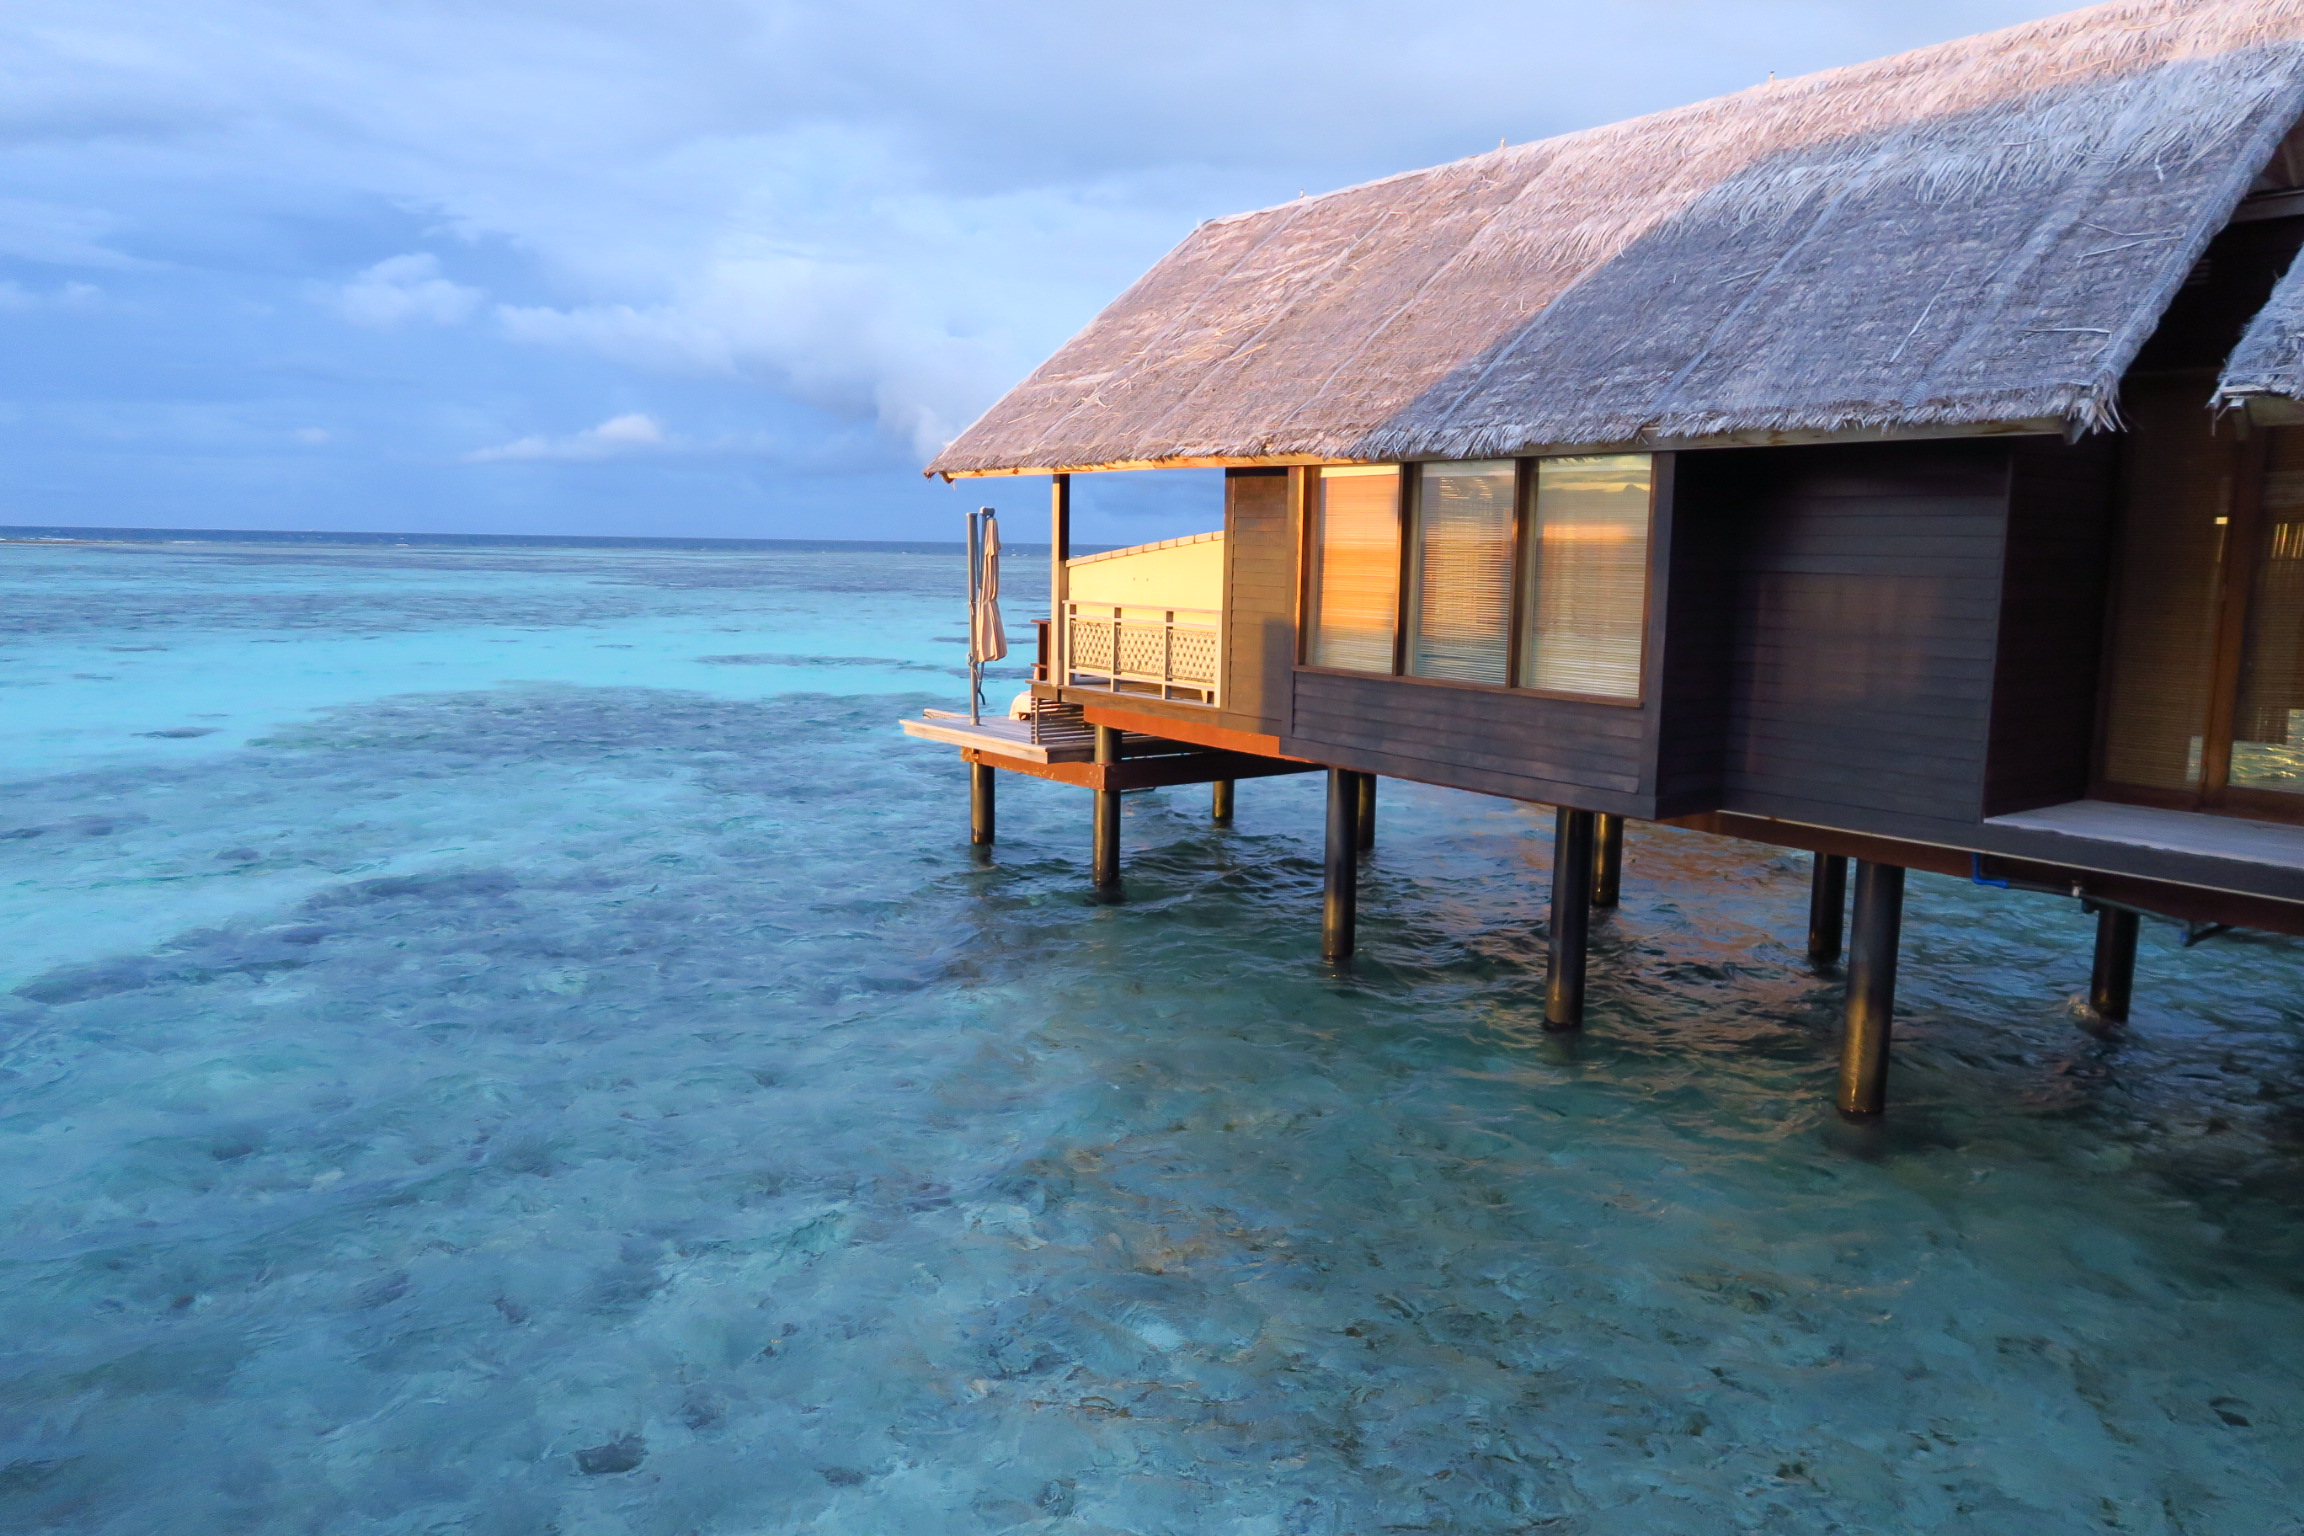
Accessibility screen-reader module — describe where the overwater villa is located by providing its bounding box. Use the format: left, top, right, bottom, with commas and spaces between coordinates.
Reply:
906, 0, 2304, 1118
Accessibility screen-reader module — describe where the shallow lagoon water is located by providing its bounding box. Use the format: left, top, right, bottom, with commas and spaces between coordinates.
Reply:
2, 538, 2301, 1535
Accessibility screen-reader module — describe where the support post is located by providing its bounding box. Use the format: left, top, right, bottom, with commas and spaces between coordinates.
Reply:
1211, 778, 1235, 824
969, 761, 995, 847
1050, 475, 1071, 691
1323, 769, 1357, 963
1092, 724, 1121, 897
2089, 905, 2139, 1024
1591, 813, 1623, 908
1355, 772, 1376, 854
1838, 860, 1905, 1119
1546, 808, 1596, 1031
1808, 854, 1848, 966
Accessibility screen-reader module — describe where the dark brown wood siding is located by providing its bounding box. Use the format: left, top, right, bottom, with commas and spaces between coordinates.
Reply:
1655, 452, 1738, 816
1985, 433, 2120, 815
1221, 468, 1295, 737
1708, 440, 2013, 831
1286, 670, 1656, 814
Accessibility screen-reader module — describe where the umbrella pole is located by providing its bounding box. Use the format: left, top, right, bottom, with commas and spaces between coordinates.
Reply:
966, 509, 983, 725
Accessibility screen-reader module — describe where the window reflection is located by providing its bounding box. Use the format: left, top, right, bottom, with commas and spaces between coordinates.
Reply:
1307, 465, 1401, 673
1406, 460, 1516, 685
1522, 456, 1653, 700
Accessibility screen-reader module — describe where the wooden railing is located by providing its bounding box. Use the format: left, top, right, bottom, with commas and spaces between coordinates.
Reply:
1063, 602, 1221, 705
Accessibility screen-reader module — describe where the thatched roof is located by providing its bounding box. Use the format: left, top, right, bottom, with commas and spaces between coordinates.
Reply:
2221, 231, 2304, 399
931, 0, 2304, 478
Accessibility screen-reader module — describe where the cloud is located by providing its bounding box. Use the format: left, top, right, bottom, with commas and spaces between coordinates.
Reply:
0, 0, 2081, 534
0, 197, 143, 268
334, 253, 482, 328
0, 279, 100, 310
465, 412, 668, 463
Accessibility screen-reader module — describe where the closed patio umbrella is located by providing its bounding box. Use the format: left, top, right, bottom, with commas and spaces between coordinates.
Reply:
968, 508, 1007, 723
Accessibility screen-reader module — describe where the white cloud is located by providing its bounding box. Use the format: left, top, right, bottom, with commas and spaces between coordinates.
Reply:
293, 426, 331, 443
334, 253, 482, 328
465, 411, 668, 463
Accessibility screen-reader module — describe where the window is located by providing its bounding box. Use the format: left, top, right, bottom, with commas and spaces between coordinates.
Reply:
1307, 465, 1401, 672
1300, 453, 1655, 700
1521, 455, 1653, 700
1405, 460, 1517, 684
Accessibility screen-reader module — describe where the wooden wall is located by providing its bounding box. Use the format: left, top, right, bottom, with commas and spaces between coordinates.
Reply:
1287, 670, 1656, 813
1692, 441, 2013, 832
1987, 433, 2119, 814
1220, 468, 1296, 738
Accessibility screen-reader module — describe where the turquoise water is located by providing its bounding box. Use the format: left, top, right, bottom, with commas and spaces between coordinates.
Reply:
2, 538, 2301, 1535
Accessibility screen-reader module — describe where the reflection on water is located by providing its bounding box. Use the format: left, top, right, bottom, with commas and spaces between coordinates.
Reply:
2, 541, 2302, 1535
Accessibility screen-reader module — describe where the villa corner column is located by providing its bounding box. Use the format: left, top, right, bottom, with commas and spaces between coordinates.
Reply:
1546, 808, 1597, 1031
1050, 473, 1071, 688
1591, 813, 1624, 908
1092, 724, 1122, 898
1323, 769, 1358, 963
2089, 905, 2139, 1024
1808, 854, 1849, 966
1839, 860, 1905, 1119
1211, 779, 1235, 824
1355, 773, 1376, 854
969, 761, 995, 847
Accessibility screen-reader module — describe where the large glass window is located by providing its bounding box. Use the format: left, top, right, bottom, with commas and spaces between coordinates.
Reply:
1307, 465, 1401, 672
1520, 455, 1653, 700
1405, 460, 1517, 684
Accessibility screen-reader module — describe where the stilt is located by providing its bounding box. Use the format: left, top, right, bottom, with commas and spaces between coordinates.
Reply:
1591, 813, 1623, 908
969, 761, 996, 846
1807, 854, 1848, 966
2089, 904, 2139, 1023
1323, 769, 1358, 962
1838, 860, 1905, 1119
1211, 778, 1235, 824
1547, 807, 1596, 1031
1355, 772, 1376, 854
1092, 725, 1122, 897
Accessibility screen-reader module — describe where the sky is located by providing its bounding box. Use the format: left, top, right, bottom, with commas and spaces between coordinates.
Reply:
0, 0, 2081, 543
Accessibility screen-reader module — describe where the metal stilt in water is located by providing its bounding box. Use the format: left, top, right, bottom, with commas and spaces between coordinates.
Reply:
1323, 769, 1358, 963
1808, 854, 1848, 966
1211, 778, 1235, 824
1547, 808, 1596, 1031
1092, 725, 1122, 898
1355, 772, 1376, 854
1591, 813, 1623, 908
969, 761, 995, 847
2089, 904, 2139, 1024
1839, 860, 1905, 1119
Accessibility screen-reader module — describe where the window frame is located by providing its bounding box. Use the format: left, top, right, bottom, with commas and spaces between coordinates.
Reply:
1296, 453, 1656, 708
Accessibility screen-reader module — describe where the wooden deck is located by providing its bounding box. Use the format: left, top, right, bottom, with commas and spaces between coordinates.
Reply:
1985, 799, 2304, 870
898, 709, 1321, 791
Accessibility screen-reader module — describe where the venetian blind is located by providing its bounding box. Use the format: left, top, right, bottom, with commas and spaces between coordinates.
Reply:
1309, 466, 1402, 672
2099, 378, 2227, 792
1406, 461, 1517, 684
1521, 455, 1653, 699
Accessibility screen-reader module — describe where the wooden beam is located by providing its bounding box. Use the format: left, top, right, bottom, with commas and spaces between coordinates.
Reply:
959, 745, 1317, 792
1076, 702, 1308, 761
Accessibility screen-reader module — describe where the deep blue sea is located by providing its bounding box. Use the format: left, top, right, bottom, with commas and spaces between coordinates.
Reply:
3, 533, 2301, 1535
